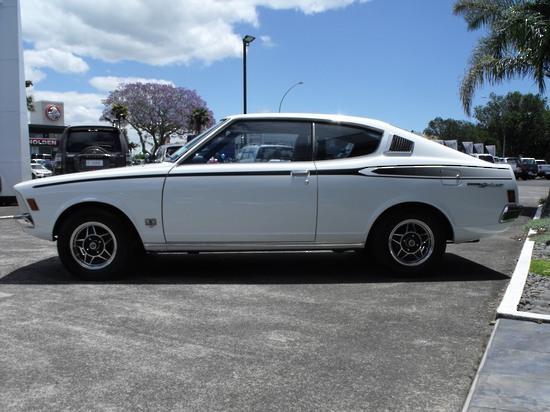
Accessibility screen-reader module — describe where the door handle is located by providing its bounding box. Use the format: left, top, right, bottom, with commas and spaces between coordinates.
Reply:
291, 170, 310, 185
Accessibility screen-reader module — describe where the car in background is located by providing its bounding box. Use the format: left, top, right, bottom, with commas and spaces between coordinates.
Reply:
154, 144, 184, 163
31, 158, 54, 171
13, 113, 521, 280
235, 144, 294, 162
53, 126, 130, 175
536, 159, 550, 179
30, 163, 53, 179
470, 153, 495, 163
517, 157, 538, 179
504, 157, 521, 178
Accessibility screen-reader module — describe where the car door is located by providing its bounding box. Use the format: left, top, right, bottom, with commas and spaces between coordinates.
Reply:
163, 119, 317, 243
313, 122, 384, 244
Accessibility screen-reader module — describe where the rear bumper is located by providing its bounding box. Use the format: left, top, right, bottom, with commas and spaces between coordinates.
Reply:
500, 204, 522, 223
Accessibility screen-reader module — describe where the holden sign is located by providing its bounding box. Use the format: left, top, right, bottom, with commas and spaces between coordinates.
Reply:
45, 104, 62, 121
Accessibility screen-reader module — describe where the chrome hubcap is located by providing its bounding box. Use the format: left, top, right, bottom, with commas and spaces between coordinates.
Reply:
70, 222, 117, 270
388, 219, 434, 266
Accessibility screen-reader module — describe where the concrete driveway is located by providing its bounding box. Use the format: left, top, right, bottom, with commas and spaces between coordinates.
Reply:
0, 181, 547, 411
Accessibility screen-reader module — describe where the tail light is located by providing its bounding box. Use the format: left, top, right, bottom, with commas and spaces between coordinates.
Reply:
507, 190, 516, 203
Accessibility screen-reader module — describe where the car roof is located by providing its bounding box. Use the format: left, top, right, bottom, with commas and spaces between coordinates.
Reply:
66, 125, 118, 131
223, 113, 393, 131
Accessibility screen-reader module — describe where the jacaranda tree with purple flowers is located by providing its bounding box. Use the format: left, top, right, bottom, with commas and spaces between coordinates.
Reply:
102, 83, 214, 155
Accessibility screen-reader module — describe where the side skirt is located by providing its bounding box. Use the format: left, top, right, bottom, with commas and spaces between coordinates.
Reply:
144, 242, 365, 253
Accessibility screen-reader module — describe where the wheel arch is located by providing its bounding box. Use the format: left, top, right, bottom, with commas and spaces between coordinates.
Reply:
366, 202, 454, 245
52, 201, 143, 247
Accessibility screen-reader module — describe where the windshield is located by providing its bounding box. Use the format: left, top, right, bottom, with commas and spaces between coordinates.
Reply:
31, 164, 47, 170
166, 120, 227, 162
522, 158, 535, 165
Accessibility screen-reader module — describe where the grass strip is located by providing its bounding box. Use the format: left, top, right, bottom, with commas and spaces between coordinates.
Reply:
530, 259, 550, 277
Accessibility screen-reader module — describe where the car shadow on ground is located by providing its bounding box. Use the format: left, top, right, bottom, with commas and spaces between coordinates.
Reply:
0, 251, 508, 285
521, 206, 538, 217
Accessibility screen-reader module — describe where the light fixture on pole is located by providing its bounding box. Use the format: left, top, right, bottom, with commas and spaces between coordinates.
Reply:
242, 35, 255, 114
278, 81, 304, 113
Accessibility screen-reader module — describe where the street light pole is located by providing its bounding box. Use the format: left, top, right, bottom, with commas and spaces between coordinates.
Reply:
278, 81, 304, 113
242, 35, 255, 114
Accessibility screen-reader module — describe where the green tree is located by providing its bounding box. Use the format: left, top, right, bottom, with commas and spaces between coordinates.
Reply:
423, 117, 490, 143
188, 107, 214, 134
474, 92, 550, 158
454, 0, 550, 114
101, 83, 213, 155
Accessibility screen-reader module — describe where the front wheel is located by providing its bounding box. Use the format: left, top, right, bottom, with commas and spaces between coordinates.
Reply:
57, 209, 137, 280
368, 209, 447, 275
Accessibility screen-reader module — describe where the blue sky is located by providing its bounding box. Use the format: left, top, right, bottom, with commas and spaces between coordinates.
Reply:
22, 0, 545, 135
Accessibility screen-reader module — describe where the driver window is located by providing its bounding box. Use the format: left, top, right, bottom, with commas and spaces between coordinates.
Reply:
184, 120, 312, 164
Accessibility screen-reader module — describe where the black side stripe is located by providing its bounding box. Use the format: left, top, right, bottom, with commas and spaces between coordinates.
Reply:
32, 165, 513, 188
32, 174, 165, 188
371, 166, 512, 180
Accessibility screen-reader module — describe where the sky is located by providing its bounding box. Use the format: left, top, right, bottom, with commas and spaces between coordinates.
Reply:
21, 0, 546, 138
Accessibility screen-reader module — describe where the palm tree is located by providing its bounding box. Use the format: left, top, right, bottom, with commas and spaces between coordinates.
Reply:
188, 107, 212, 134
454, 0, 550, 114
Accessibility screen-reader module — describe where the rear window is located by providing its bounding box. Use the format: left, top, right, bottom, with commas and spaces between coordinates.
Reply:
66, 130, 121, 153
315, 123, 382, 160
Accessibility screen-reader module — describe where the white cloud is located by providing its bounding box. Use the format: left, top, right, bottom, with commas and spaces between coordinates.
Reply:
24, 48, 89, 83
89, 76, 175, 92
32, 90, 106, 126
260, 35, 275, 48
21, 0, 368, 66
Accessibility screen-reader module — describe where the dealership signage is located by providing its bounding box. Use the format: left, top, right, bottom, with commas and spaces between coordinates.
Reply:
29, 138, 57, 146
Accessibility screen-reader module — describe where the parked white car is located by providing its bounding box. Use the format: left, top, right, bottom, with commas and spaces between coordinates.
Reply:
30, 163, 53, 179
470, 153, 495, 163
13, 113, 521, 279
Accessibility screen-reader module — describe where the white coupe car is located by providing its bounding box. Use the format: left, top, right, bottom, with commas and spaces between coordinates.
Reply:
13, 113, 521, 279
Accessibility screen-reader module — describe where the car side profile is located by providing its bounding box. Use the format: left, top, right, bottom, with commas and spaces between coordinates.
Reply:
13, 113, 521, 280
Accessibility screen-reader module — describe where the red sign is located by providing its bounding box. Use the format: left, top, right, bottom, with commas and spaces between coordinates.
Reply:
29, 138, 57, 146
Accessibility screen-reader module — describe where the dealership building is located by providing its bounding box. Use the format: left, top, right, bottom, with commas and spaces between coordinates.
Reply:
28, 100, 65, 158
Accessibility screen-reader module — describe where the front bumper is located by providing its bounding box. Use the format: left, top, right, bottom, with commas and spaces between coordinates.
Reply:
0, 213, 35, 228
499, 204, 522, 223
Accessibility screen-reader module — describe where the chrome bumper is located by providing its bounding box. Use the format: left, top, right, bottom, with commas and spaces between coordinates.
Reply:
499, 204, 522, 223
0, 213, 34, 228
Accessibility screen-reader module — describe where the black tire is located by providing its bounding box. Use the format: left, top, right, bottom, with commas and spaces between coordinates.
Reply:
57, 208, 138, 280
368, 208, 447, 275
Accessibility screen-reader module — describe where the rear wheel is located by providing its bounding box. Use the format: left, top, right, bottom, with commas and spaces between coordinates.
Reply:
368, 209, 447, 275
57, 209, 138, 280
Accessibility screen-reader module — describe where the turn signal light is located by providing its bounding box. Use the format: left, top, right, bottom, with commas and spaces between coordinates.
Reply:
507, 190, 516, 203
26, 198, 39, 211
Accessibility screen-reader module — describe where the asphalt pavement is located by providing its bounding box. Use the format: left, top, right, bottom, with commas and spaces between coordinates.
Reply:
0, 180, 548, 411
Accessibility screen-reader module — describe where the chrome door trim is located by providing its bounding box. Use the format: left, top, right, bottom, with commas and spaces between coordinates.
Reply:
144, 242, 364, 252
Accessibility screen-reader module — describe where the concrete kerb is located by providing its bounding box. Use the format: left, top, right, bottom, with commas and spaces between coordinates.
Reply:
496, 204, 550, 322
462, 203, 547, 411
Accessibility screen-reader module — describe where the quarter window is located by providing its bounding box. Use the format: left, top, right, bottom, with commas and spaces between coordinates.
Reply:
314, 123, 382, 160
185, 120, 312, 164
